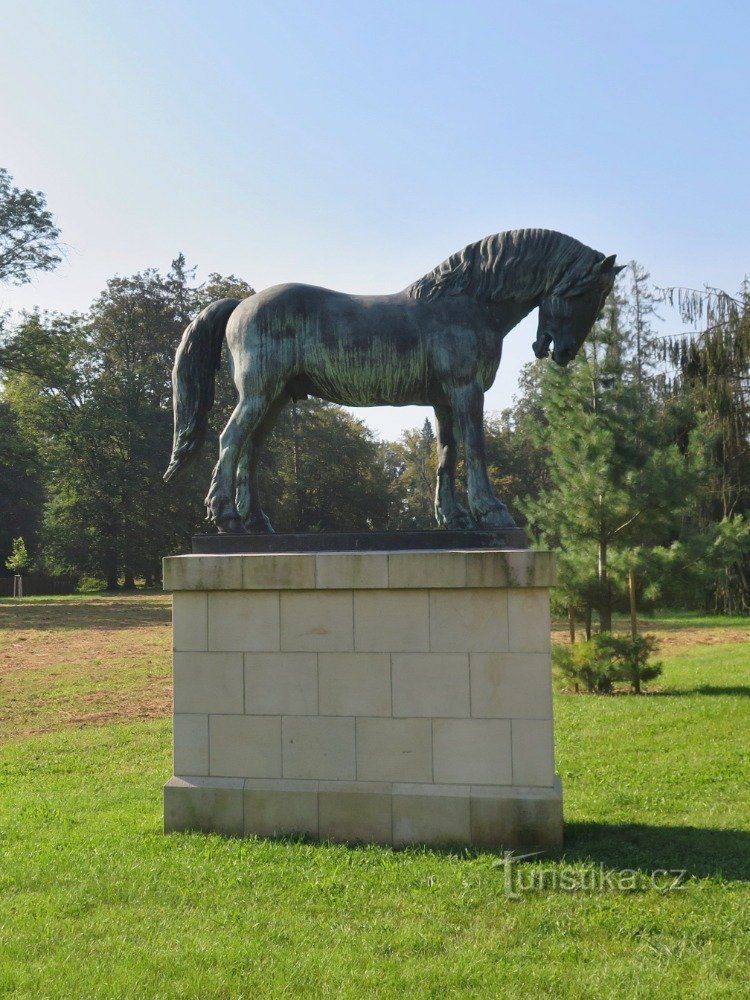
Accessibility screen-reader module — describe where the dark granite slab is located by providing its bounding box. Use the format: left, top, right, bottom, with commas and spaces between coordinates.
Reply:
192, 529, 528, 554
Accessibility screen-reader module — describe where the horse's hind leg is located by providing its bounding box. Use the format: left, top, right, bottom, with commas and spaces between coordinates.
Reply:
433, 404, 473, 529
205, 395, 268, 533
236, 392, 290, 533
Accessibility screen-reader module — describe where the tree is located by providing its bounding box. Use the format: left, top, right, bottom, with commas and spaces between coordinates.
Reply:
658, 282, 750, 611
0, 262, 396, 584
386, 419, 437, 529
5, 536, 29, 574
0, 259, 253, 587
0, 168, 63, 284
258, 400, 392, 532
484, 382, 551, 527
522, 270, 694, 631
0, 398, 43, 573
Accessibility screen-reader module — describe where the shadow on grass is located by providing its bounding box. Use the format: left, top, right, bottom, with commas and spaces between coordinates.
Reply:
654, 686, 750, 698
0, 598, 171, 631
267, 823, 750, 883
561, 822, 750, 881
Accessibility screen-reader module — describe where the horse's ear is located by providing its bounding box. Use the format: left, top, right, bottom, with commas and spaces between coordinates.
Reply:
599, 254, 618, 272
614, 264, 626, 274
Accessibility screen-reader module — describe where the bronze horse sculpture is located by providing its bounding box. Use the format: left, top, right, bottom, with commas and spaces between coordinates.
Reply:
164, 229, 622, 533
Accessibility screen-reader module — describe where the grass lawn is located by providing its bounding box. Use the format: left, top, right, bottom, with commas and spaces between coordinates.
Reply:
0, 596, 748, 998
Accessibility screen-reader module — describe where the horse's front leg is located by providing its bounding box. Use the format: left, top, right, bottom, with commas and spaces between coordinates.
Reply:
433, 403, 473, 529
447, 380, 517, 529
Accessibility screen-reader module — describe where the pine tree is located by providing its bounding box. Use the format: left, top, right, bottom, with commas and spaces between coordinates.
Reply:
659, 282, 750, 611
522, 271, 692, 631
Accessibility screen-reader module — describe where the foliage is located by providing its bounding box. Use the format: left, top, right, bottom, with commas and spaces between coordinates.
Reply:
522, 272, 694, 630
0, 168, 63, 284
0, 398, 43, 573
5, 536, 29, 574
553, 632, 663, 694
384, 418, 437, 529
259, 399, 392, 532
0, 263, 393, 582
659, 282, 750, 611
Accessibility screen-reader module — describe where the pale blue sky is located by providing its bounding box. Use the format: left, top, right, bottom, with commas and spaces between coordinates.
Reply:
2, 0, 747, 438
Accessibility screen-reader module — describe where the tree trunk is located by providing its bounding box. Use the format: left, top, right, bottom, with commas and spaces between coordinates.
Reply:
568, 604, 576, 644
123, 570, 136, 590
106, 569, 119, 591
585, 605, 592, 641
598, 537, 612, 632
628, 569, 638, 638
291, 403, 304, 528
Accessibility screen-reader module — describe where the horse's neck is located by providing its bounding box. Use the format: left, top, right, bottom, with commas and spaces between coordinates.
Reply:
488, 296, 538, 339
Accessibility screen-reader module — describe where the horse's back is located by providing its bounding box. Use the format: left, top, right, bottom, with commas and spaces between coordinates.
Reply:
223, 282, 498, 405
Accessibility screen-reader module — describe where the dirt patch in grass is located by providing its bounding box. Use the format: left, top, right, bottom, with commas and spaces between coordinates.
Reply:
552, 618, 750, 650
0, 594, 172, 739
2, 594, 747, 739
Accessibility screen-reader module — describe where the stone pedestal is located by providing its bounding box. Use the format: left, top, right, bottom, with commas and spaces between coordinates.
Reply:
162, 548, 562, 850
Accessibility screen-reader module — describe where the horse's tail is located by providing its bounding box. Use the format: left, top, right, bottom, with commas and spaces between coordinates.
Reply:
163, 297, 242, 483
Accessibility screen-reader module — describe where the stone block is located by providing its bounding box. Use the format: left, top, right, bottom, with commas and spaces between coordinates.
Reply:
391, 653, 470, 717
173, 713, 209, 776
282, 716, 356, 780
318, 781, 392, 843
164, 555, 242, 592
356, 718, 432, 782
244, 778, 318, 838
315, 553, 389, 589
280, 592, 354, 652
433, 718, 512, 785
429, 589, 509, 653
353, 591, 429, 651
318, 652, 391, 716
244, 652, 318, 715
172, 592, 208, 651
241, 553, 316, 590
462, 550, 556, 589
511, 719, 556, 786
173, 652, 243, 714
209, 714, 281, 778
470, 781, 563, 848
507, 589, 552, 653
470, 653, 552, 719
208, 592, 280, 652
164, 776, 244, 836
387, 551, 467, 589
392, 784, 471, 846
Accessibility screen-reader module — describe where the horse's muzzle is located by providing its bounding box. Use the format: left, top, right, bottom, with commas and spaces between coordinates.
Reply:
552, 344, 575, 366
533, 334, 552, 359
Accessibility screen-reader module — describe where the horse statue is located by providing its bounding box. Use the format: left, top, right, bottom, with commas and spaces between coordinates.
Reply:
164, 229, 622, 533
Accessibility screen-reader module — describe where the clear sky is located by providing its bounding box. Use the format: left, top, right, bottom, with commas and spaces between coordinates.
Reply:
2, 0, 747, 438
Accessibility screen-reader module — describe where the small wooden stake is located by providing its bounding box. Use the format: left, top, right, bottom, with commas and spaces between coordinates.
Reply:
628, 569, 638, 638
568, 604, 576, 644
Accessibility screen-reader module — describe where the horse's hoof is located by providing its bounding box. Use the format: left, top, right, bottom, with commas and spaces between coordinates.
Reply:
242, 513, 275, 534
436, 503, 475, 530
439, 513, 476, 530
216, 516, 249, 534
477, 505, 517, 530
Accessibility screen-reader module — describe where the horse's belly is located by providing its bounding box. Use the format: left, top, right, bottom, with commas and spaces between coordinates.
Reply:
302, 344, 430, 406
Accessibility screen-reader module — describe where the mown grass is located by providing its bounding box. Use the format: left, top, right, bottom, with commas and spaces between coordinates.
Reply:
0, 598, 748, 998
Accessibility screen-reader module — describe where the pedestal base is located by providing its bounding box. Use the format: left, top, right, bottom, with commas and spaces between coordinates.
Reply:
163, 548, 562, 850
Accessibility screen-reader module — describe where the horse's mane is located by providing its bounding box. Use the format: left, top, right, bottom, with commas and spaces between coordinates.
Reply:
404, 229, 605, 303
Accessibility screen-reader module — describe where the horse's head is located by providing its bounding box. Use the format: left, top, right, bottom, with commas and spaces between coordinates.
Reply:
533, 254, 624, 366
